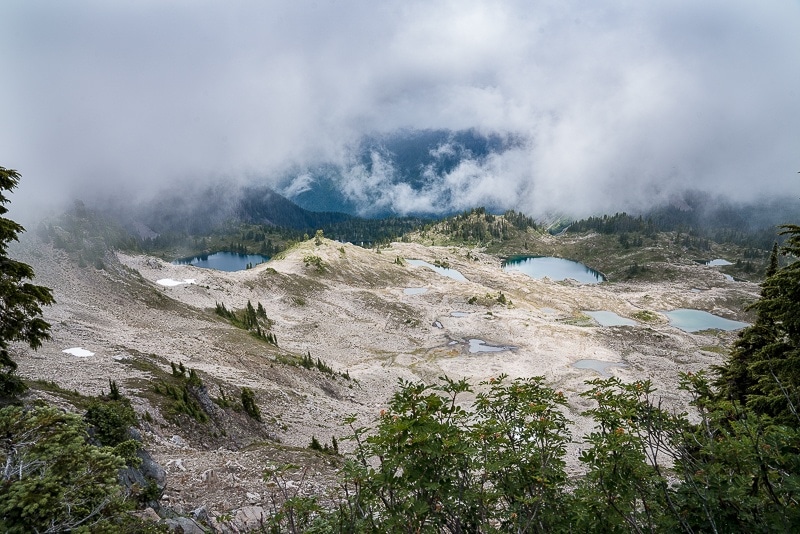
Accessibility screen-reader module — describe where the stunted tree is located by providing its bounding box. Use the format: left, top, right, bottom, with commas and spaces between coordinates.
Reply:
718, 225, 800, 422
0, 167, 54, 397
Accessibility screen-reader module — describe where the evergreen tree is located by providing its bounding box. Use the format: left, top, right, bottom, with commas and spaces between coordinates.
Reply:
0, 167, 55, 397
0, 405, 127, 531
241, 387, 261, 421
245, 300, 257, 329
717, 225, 800, 421
767, 241, 780, 277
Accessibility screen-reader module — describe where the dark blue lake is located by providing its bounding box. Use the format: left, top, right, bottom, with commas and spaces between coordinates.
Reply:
173, 252, 270, 272
503, 256, 605, 284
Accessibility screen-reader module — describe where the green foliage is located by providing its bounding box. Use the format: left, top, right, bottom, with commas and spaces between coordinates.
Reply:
297, 351, 350, 381
303, 254, 326, 272
575, 378, 680, 532
323, 375, 572, 532
0, 405, 127, 532
674, 372, 800, 532
472, 375, 571, 531
151, 364, 209, 423
214, 300, 278, 347
241, 387, 261, 421
216, 300, 277, 345
108, 379, 122, 401
85, 398, 137, 447
418, 207, 538, 246
717, 224, 800, 422
293, 370, 800, 532
570, 374, 800, 533
632, 310, 659, 322
0, 167, 54, 397
261, 463, 323, 533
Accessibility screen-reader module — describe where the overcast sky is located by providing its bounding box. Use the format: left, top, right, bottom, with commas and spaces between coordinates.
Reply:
2, 0, 799, 220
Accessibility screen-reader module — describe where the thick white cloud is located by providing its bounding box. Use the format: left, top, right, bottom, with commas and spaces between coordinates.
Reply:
2, 0, 798, 220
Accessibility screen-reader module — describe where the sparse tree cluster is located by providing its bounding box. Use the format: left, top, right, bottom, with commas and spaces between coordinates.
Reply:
215, 300, 277, 345
0, 167, 54, 396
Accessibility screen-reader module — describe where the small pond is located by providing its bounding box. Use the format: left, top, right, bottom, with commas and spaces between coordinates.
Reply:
404, 287, 429, 295
407, 259, 468, 281
173, 252, 270, 272
468, 339, 514, 353
584, 310, 637, 327
503, 256, 605, 284
573, 359, 627, 377
664, 309, 749, 333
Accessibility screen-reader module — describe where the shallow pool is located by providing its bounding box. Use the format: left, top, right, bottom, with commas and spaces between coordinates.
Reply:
468, 339, 514, 353
664, 309, 749, 332
407, 259, 468, 281
584, 310, 637, 327
404, 287, 429, 295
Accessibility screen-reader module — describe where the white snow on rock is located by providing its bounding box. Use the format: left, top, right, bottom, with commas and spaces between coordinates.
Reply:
156, 278, 196, 287
62, 347, 95, 357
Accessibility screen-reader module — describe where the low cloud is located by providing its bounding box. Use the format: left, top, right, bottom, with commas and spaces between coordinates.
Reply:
2, 0, 798, 222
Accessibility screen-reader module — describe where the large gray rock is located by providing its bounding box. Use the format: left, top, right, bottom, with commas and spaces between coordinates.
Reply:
119, 447, 168, 509
231, 506, 266, 532
164, 516, 207, 534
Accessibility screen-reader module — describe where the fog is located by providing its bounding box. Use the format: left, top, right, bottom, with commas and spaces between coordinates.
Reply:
2, 0, 799, 222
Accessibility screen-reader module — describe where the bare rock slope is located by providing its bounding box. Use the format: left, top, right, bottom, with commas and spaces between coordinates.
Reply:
11, 235, 759, 520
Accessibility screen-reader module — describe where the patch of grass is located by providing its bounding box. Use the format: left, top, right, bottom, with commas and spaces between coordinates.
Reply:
117, 354, 210, 425
303, 254, 326, 272
563, 313, 595, 327
632, 310, 660, 322
700, 345, 729, 354
151, 366, 209, 424
25, 380, 93, 409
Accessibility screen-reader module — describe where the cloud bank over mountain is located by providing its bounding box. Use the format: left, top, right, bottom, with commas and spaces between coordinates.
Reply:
2, 0, 799, 219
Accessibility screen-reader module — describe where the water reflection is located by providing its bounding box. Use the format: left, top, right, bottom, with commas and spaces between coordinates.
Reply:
173, 252, 269, 272
503, 256, 605, 284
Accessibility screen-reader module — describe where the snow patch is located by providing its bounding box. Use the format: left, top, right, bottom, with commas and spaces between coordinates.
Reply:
63, 347, 95, 357
157, 278, 196, 287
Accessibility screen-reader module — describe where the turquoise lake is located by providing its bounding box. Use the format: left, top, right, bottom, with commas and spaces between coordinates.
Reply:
173, 252, 270, 272
503, 256, 605, 284
664, 309, 749, 333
